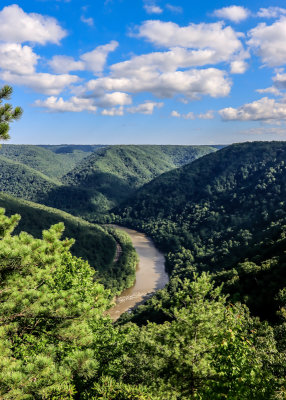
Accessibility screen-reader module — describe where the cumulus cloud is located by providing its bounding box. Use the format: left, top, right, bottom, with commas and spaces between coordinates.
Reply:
198, 110, 215, 119
230, 60, 248, 74
136, 21, 243, 54
0, 4, 66, 45
273, 71, 286, 89
35, 96, 97, 112
50, 41, 118, 75
85, 68, 231, 100
170, 110, 214, 119
0, 71, 79, 95
213, 6, 250, 23
256, 86, 281, 96
101, 107, 124, 116
127, 101, 163, 114
80, 16, 94, 26
49, 56, 85, 74
166, 4, 183, 13
144, 4, 163, 14
248, 18, 286, 67
0, 43, 38, 75
81, 41, 118, 74
219, 97, 286, 122
257, 7, 286, 19
95, 92, 132, 107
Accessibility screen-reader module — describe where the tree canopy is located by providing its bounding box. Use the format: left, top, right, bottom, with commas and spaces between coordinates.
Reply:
0, 85, 23, 141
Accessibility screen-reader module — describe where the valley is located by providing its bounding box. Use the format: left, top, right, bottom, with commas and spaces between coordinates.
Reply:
107, 225, 168, 321
0, 140, 286, 399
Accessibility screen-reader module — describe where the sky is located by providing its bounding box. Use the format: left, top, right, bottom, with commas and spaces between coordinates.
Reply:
1, 1, 286, 144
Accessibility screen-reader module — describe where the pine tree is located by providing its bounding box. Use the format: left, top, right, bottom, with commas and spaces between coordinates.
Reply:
0, 85, 23, 141
0, 209, 112, 399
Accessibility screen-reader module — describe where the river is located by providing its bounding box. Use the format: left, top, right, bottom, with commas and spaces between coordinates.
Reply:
108, 226, 169, 320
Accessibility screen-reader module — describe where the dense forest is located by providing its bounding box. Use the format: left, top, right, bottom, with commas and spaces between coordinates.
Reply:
110, 143, 285, 325
0, 87, 285, 399
44, 145, 217, 218
0, 145, 95, 179
0, 144, 216, 219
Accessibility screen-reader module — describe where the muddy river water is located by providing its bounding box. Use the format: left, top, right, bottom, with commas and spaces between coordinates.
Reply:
108, 226, 169, 320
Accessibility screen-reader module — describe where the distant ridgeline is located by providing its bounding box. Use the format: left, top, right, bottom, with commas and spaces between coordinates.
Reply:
114, 141, 286, 322
0, 144, 217, 219
1, 142, 286, 398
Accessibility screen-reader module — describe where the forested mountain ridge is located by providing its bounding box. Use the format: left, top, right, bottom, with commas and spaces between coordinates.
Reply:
0, 144, 93, 179
115, 141, 286, 321
43, 145, 217, 218
0, 192, 115, 271
0, 154, 60, 201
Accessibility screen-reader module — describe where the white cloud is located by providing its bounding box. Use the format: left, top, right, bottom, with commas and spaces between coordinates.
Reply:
49, 41, 118, 75
35, 96, 97, 113
80, 16, 94, 26
110, 46, 242, 78
144, 4, 163, 14
170, 110, 214, 119
183, 111, 195, 120
213, 6, 250, 23
136, 21, 243, 55
101, 107, 124, 116
0, 43, 38, 75
49, 56, 85, 74
248, 18, 286, 67
256, 86, 281, 96
257, 7, 286, 19
273, 71, 286, 89
166, 4, 183, 13
198, 110, 215, 119
0, 4, 66, 45
95, 92, 132, 107
230, 60, 248, 74
0, 71, 79, 95
127, 101, 163, 114
171, 110, 180, 117
85, 68, 231, 100
81, 41, 118, 74
219, 97, 286, 122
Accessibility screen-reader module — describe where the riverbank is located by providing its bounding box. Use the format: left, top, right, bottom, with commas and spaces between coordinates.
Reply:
107, 226, 169, 320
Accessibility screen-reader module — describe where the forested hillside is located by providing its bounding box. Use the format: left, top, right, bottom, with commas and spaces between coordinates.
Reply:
115, 141, 286, 321
0, 155, 60, 201
0, 144, 93, 179
43, 145, 216, 218
0, 192, 115, 271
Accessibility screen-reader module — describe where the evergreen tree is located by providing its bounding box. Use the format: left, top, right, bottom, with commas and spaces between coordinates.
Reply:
0, 85, 23, 141
0, 209, 111, 399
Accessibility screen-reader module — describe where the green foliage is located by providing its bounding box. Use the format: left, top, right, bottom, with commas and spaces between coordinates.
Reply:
0, 155, 60, 201
0, 85, 22, 141
102, 227, 139, 293
0, 210, 112, 399
103, 274, 282, 399
0, 193, 116, 271
0, 145, 92, 179
84, 376, 156, 400
43, 145, 216, 218
116, 141, 286, 320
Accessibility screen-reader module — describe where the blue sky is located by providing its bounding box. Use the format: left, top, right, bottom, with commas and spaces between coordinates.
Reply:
1, 0, 286, 144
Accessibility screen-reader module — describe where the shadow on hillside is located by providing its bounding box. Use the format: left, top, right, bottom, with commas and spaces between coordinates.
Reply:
41, 171, 136, 217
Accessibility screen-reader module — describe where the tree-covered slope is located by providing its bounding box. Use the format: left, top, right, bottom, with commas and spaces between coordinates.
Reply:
0, 192, 115, 271
43, 145, 216, 218
0, 155, 60, 201
115, 141, 286, 321
0, 144, 92, 179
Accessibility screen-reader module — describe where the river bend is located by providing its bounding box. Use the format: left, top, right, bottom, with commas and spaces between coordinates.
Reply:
108, 226, 169, 320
